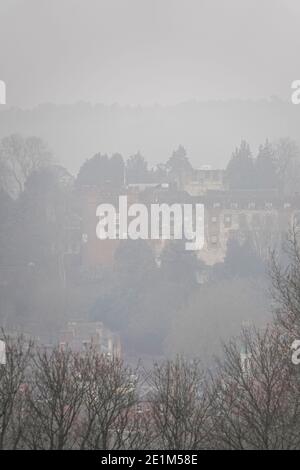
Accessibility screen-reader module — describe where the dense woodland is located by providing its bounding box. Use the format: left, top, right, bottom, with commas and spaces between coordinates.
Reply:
1, 232, 300, 449
0, 134, 299, 357
1, 134, 300, 448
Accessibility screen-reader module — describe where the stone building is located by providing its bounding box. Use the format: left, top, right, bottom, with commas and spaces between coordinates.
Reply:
184, 167, 226, 196
71, 183, 300, 270
196, 189, 300, 265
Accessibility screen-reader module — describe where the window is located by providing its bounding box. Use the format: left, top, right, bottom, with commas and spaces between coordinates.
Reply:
224, 214, 232, 228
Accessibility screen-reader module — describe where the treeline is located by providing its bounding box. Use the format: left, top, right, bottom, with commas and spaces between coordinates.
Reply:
0, 322, 298, 450
1, 229, 300, 450
0, 133, 291, 355
76, 138, 300, 195
225, 138, 300, 193
1, 134, 300, 196
76, 144, 191, 186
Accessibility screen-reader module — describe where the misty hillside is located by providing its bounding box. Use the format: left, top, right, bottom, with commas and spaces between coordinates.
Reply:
0, 98, 298, 173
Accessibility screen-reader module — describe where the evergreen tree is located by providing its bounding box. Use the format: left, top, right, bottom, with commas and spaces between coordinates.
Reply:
126, 152, 150, 183
226, 140, 255, 190
255, 140, 277, 189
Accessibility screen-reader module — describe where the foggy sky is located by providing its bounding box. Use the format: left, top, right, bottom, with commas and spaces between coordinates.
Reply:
1, 0, 300, 108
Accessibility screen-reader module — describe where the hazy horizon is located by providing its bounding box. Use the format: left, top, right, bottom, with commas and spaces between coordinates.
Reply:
1, 0, 300, 108
0, 95, 292, 112
2, 1, 300, 452
1, 98, 298, 173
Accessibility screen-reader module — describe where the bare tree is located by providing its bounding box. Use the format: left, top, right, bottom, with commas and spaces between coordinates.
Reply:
23, 346, 84, 449
210, 326, 300, 449
270, 226, 300, 337
0, 330, 33, 449
0, 134, 52, 197
78, 349, 150, 450
147, 356, 212, 450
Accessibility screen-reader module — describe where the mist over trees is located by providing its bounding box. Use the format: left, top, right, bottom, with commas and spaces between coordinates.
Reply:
76, 153, 124, 188
2, 100, 300, 174
1, 231, 300, 449
2, 0, 300, 451
225, 137, 300, 193
0, 134, 52, 198
1, 130, 300, 448
1, 132, 300, 357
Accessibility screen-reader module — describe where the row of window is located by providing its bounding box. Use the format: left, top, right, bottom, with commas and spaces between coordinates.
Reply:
210, 202, 291, 210
210, 213, 287, 228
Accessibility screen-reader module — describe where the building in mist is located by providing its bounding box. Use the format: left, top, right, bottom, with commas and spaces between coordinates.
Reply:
184, 167, 226, 196
197, 189, 300, 265
68, 179, 300, 270
59, 320, 121, 357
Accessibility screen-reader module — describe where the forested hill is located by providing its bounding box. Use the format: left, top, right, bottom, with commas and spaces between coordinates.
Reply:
0, 98, 299, 173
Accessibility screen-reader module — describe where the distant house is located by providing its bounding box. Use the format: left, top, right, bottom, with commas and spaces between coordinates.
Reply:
195, 189, 300, 265
59, 320, 121, 358
184, 167, 226, 196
